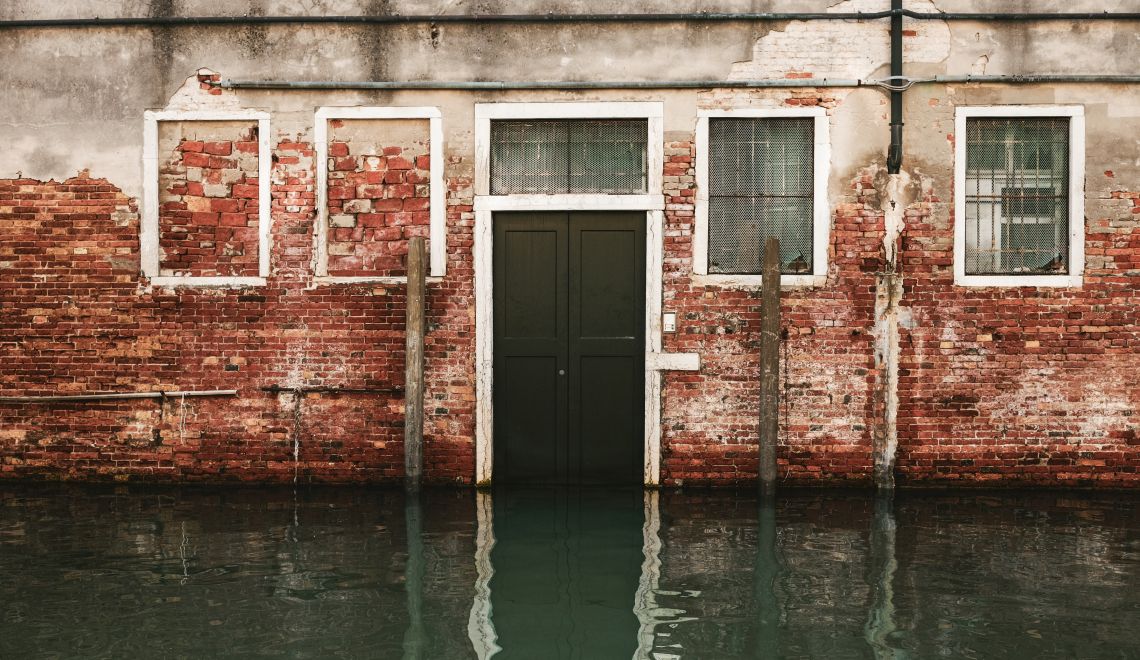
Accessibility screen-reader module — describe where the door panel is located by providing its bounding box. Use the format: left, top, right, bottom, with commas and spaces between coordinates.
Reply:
568, 213, 645, 485
576, 228, 640, 339
498, 356, 561, 482
494, 211, 644, 484
577, 356, 639, 483
502, 229, 560, 339
494, 214, 568, 483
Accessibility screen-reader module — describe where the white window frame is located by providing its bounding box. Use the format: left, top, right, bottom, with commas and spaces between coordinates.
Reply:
313, 106, 445, 284
142, 109, 271, 287
693, 107, 831, 288
954, 105, 1085, 288
472, 101, 698, 488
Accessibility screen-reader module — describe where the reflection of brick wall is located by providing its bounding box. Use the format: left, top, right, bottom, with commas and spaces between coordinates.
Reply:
159, 130, 260, 276
326, 141, 430, 277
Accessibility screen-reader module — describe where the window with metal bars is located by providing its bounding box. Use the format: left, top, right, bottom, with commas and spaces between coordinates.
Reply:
964, 117, 1070, 275
489, 119, 648, 195
707, 117, 815, 275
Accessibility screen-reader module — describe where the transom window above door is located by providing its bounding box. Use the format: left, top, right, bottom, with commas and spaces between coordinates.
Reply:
490, 119, 648, 194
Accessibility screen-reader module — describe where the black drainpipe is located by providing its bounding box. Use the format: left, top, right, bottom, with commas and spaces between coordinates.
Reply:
887, 0, 904, 174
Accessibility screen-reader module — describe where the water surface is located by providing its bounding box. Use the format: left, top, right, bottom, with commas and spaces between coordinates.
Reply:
1, 484, 1136, 658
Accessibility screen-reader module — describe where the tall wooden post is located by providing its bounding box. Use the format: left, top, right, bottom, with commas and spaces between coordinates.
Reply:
405, 236, 426, 492
759, 237, 780, 496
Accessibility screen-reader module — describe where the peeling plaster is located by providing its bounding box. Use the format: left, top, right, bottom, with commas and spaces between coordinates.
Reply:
728, 0, 951, 82
871, 170, 916, 489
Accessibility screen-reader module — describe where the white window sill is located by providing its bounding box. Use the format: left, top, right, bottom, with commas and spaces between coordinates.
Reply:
150, 276, 267, 288
691, 273, 826, 288
954, 273, 1082, 288
313, 276, 445, 286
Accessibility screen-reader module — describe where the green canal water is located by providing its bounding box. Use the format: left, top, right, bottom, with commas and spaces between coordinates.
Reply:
1, 484, 1137, 658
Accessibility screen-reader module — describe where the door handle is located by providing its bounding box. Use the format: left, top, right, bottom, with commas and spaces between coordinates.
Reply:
558, 369, 566, 376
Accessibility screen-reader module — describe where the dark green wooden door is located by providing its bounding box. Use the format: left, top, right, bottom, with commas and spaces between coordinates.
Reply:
494, 212, 645, 485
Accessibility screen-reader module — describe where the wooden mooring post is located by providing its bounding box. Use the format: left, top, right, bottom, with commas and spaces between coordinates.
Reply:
405, 236, 426, 492
759, 237, 780, 497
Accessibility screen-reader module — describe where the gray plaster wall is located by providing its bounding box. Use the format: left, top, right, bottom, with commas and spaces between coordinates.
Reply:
2, 0, 1138, 199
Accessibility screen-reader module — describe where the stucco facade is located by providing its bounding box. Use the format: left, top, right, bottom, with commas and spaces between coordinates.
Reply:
1, 1, 1138, 487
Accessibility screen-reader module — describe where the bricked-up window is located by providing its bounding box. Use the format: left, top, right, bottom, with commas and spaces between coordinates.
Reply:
707, 118, 815, 274
964, 118, 1070, 275
158, 121, 262, 278
489, 119, 648, 194
324, 118, 431, 277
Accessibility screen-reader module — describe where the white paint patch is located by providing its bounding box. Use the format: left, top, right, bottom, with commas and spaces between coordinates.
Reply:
1076, 378, 1136, 442
164, 69, 242, 112
728, 0, 951, 82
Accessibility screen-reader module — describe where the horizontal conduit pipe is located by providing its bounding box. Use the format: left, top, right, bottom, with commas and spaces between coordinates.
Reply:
0, 390, 237, 403
259, 385, 403, 394
215, 75, 1140, 92
2, 11, 1139, 29
903, 11, 1140, 20
219, 79, 870, 90
930, 74, 1140, 84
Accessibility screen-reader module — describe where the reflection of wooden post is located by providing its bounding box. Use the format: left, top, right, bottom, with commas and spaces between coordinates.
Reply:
759, 237, 780, 496
402, 492, 425, 660
754, 500, 780, 657
405, 236, 426, 492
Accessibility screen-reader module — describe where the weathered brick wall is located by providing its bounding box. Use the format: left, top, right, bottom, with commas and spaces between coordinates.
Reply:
0, 136, 476, 483
660, 145, 881, 486
1, 104, 1136, 487
895, 169, 1140, 487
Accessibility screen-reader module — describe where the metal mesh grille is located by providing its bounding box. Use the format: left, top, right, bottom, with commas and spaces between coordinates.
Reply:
707, 118, 815, 274
964, 118, 1069, 275
490, 119, 647, 194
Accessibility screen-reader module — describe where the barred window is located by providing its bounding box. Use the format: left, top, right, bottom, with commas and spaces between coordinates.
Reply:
707, 118, 815, 275
489, 119, 648, 194
964, 118, 1070, 275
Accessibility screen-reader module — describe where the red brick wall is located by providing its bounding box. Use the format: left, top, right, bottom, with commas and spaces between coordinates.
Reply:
1, 122, 1137, 487
0, 138, 476, 484
659, 141, 882, 487
895, 171, 1140, 487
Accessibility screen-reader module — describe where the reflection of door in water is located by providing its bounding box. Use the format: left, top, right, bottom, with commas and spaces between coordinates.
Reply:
488, 488, 644, 658
493, 212, 645, 485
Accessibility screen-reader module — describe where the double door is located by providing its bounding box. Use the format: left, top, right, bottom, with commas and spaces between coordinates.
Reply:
493, 212, 646, 485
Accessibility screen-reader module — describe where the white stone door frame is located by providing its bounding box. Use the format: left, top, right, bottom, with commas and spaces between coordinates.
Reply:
472, 101, 698, 486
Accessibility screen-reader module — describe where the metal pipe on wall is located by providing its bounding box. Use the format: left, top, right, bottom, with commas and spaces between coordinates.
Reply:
0, 390, 237, 403
213, 74, 1140, 92
216, 79, 871, 90
1, 11, 1138, 29
887, 0, 904, 174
